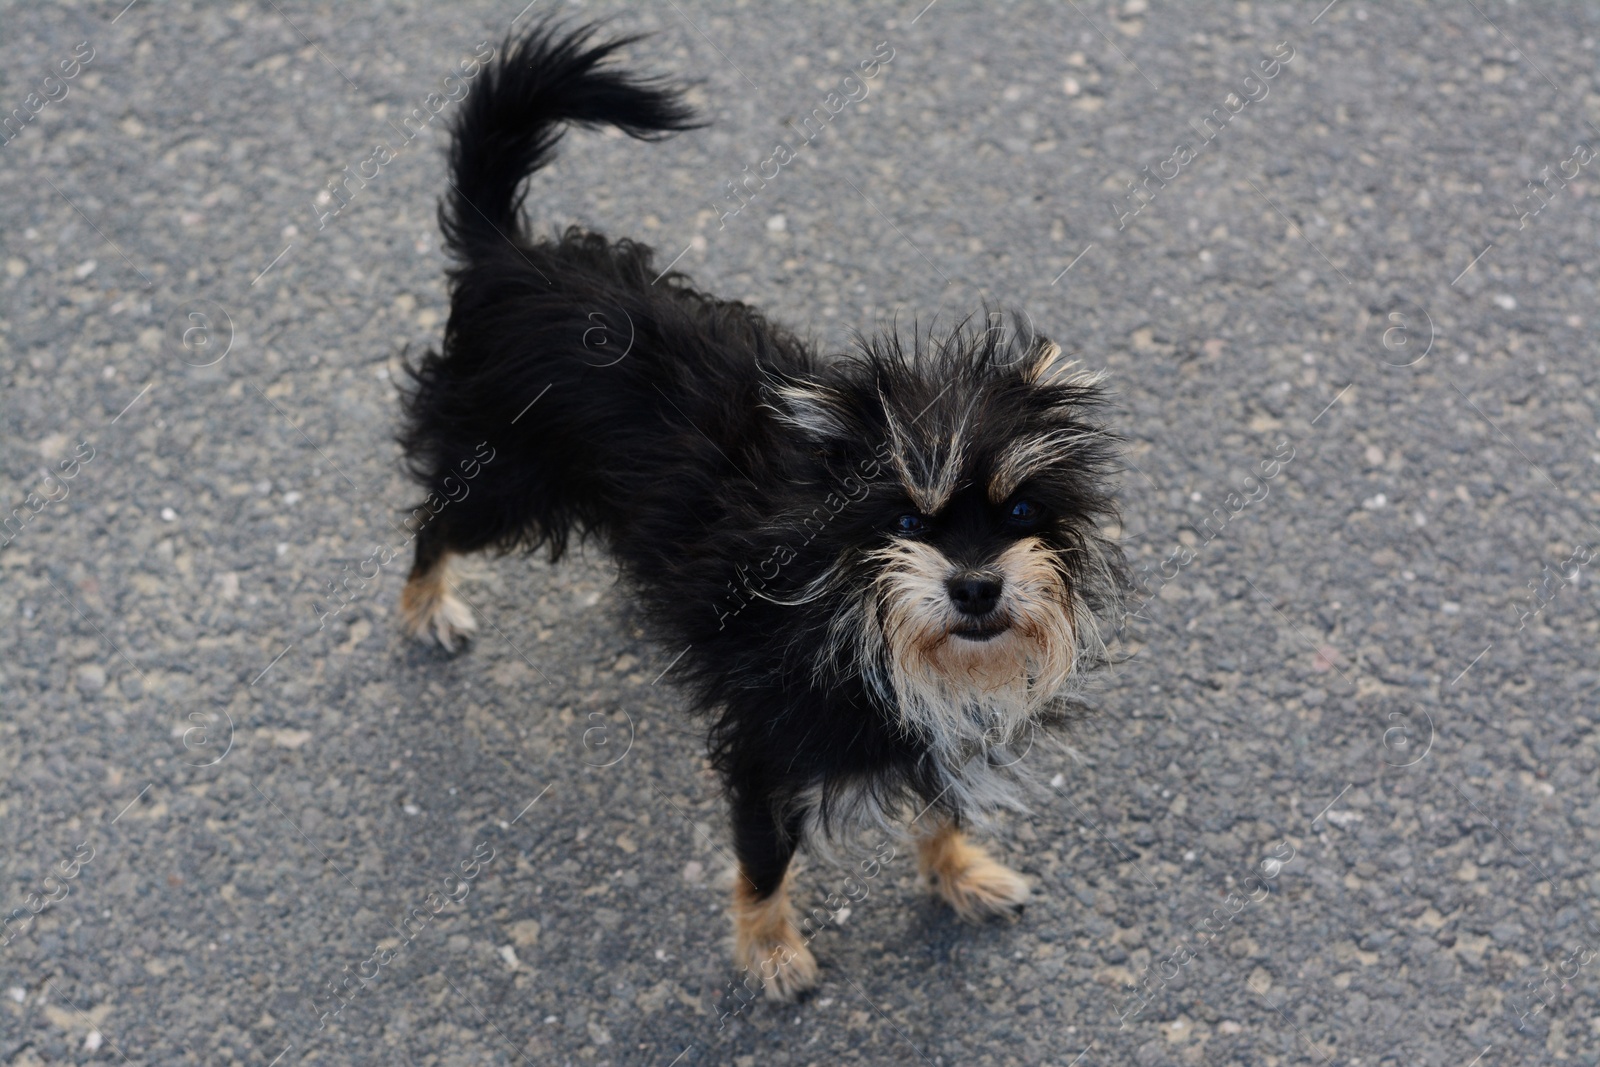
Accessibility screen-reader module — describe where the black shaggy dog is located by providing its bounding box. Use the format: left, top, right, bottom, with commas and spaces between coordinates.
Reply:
399, 22, 1125, 1000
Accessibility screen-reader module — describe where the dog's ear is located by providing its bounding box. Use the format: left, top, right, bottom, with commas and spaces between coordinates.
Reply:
1019, 335, 1070, 384
764, 379, 849, 442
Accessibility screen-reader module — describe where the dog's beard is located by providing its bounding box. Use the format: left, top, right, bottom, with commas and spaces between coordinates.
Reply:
844, 537, 1080, 753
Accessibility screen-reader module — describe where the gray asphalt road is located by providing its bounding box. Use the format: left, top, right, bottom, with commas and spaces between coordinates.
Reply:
4, 1, 1599, 1064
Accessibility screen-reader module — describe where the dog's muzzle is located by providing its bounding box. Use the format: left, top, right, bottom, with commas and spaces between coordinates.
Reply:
946, 570, 1011, 640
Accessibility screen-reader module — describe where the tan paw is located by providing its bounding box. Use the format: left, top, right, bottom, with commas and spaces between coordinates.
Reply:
731, 874, 819, 1002
399, 559, 477, 652
918, 825, 1030, 922
737, 933, 819, 1003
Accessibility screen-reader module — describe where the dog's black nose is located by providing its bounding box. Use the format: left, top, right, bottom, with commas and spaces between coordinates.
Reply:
947, 574, 1002, 616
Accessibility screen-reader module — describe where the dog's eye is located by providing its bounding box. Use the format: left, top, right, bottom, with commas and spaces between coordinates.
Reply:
1006, 499, 1043, 526
894, 513, 927, 535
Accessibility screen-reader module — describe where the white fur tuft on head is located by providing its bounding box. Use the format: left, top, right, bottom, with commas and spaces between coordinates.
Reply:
1021, 336, 1106, 390
764, 380, 847, 440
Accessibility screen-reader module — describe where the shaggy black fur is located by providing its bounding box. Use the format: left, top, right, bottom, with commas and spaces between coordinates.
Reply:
400, 22, 1124, 929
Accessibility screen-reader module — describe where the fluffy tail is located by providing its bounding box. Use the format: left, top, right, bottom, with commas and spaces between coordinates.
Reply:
442, 21, 700, 259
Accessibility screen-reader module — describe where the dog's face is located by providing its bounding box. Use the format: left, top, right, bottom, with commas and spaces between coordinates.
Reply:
769, 324, 1124, 752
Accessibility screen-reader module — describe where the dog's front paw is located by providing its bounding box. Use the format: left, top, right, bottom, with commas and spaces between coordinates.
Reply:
400, 563, 477, 652
418, 591, 477, 652
731, 876, 819, 1002
736, 928, 819, 1003
918, 827, 1030, 922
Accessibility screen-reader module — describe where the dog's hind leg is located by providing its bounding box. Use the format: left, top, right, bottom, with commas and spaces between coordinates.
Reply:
728, 789, 817, 1002
915, 817, 1030, 922
400, 521, 478, 652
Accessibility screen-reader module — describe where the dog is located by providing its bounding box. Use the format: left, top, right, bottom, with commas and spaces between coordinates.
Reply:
397, 21, 1126, 1002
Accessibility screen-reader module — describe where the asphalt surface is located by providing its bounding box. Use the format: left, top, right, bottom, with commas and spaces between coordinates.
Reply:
4, 1, 1600, 1064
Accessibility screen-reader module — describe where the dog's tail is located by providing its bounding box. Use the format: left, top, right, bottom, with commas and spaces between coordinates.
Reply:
442, 21, 700, 259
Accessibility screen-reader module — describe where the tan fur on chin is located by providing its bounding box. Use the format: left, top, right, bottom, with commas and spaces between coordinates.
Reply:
864, 536, 1077, 750
916, 821, 1030, 922
730, 871, 819, 1002
399, 555, 477, 651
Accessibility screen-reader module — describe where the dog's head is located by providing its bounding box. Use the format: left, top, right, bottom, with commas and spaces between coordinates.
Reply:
764, 317, 1125, 752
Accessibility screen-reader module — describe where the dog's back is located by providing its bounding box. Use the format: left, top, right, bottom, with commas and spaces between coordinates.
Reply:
396, 23, 816, 647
